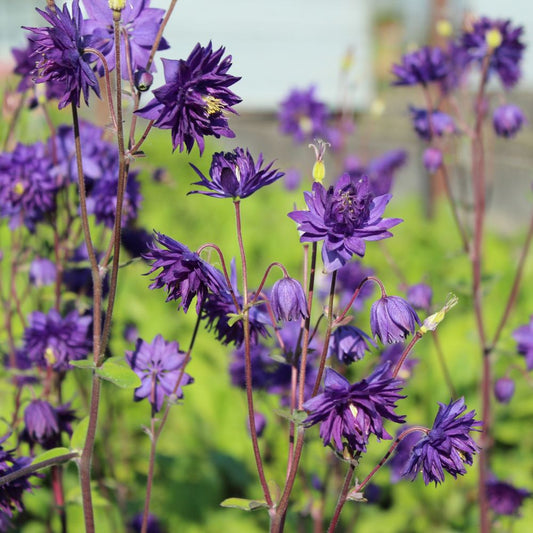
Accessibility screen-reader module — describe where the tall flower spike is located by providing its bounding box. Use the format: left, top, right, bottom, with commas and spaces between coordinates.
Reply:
25, 0, 100, 109
136, 42, 241, 154
189, 148, 284, 199
303, 363, 405, 453
289, 175, 402, 272
402, 397, 481, 485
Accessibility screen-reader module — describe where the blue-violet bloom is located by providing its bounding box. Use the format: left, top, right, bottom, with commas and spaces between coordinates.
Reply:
494, 377, 515, 404
371, 296, 420, 344
492, 104, 526, 138
391, 46, 449, 86
270, 276, 308, 322
409, 106, 456, 141
329, 325, 376, 365
486, 479, 531, 516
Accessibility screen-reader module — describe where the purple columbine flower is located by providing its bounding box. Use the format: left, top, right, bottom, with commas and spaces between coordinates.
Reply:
278, 86, 330, 144
329, 325, 376, 365
289, 175, 402, 272
126, 335, 193, 413
402, 397, 481, 485
388, 427, 425, 483
371, 296, 420, 344
121, 226, 153, 258
422, 147, 443, 174
486, 479, 531, 516
270, 277, 308, 322
493, 104, 526, 138
461, 18, 525, 89
493, 377, 515, 404
21, 400, 76, 450
23, 309, 92, 371
189, 148, 284, 200
82, 0, 169, 80
29, 258, 57, 287
409, 107, 456, 141
0, 142, 57, 232
0, 434, 34, 518
303, 363, 405, 453
407, 283, 433, 313
143, 232, 228, 314
25, 0, 100, 109
136, 42, 241, 154
391, 46, 449, 86
513, 316, 533, 370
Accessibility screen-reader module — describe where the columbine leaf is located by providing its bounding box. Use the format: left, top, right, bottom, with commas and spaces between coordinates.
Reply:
70, 416, 89, 452
220, 498, 269, 511
32, 447, 73, 465
69, 359, 95, 369
95, 358, 141, 389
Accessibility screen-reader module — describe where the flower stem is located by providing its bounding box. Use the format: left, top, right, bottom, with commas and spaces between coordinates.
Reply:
391, 331, 423, 379
327, 463, 355, 533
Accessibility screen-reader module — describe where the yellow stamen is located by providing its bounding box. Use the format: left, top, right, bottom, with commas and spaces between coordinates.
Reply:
13, 182, 24, 195
44, 346, 56, 366
486, 28, 503, 50
204, 95, 224, 116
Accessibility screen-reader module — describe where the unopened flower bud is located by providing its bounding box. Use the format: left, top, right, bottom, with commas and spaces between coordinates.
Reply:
493, 104, 526, 138
420, 294, 458, 334
494, 377, 515, 404
134, 69, 154, 92
309, 140, 329, 183
271, 276, 308, 321
370, 296, 420, 344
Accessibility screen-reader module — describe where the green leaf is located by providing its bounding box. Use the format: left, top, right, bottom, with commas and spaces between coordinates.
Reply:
31, 447, 73, 465
273, 408, 308, 425
70, 416, 89, 452
95, 359, 141, 389
226, 313, 244, 327
220, 498, 269, 511
69, 359, 95, 369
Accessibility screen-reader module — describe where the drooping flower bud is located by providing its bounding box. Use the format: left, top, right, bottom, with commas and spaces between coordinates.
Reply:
370, 296, 420, 344
271, 276, 308, 321
494, 377, 515, 404
134, 68, 154, 92
493, 104, 526, 138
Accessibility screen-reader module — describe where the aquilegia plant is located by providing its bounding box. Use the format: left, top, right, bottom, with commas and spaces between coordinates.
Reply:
0, 3, 530, 533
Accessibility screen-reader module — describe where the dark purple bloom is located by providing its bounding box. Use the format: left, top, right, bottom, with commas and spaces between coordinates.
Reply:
136, 42, 241, 154
29, 258, 57, 287
229, 342, 273, 390
271, 277, 308, 322
121, 226, 154, 258
388, 427, 425, 483
143, 232, 228, 314
493, 104, 526, 138
391, 46, 449, 86
406, 283, 433, 312
289, 175, 402, 272
423, 147, 443, 173
130, 512, 163, 533
0, 142, 57, 231
380, 342, 418, 381
189, 148, 284, 200
513, 316, 533, 370
247, 412, 267, 438
82, 0, 169, 80
0, 435, 34, 518
486, 479, 531, 516
125, 335, 193, 412
25, 0, 100, 109
461, 18, 525, 89
371, 296, 421, 344
494, 377, 515, 404
23, 309, 92, 371
21, 400, 76, 450
278, 86, 330, 144
329, 325, 375, 365
303, 363, 405, 453
409, 107, 456, 141
402, 398, 481, 485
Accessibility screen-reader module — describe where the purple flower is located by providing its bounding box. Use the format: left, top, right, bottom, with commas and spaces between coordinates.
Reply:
402, 398, 481, 485
29, 258, 57, 287
271, 277, 308, 322
461, 18, 525, 89
143, 232, 228, 314
23, 309, 92, 371
189, 148, 284, 199
82, 0, 169, 80
278, 86, 330, 144
493, 104, 526, 138
134, 68, 154, 92
136, 42, 241, 154
406, 283, 433, 312
409, 107, 456, 141
289, 175, 402, 272
0, 142, 57, 231
0, 435, 34, 518
388, 427, 425, 483
513, 316, 533, 370
303, 364, 405, 453
121, 226, 153, 258
391, 46, 449, 86
486, 479, 531, 516
329, 325, 376, 365
229, 342, 273, 390
25, 1, 100, 109
125, 335, 193, 412
22, 400, 76, 450
422, 147, 443, 174
247, 412, 267, 438
494, 377, 515, 404
130, 512, 163, 533
371, 296, 420, 344
62, 243, 109, 298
